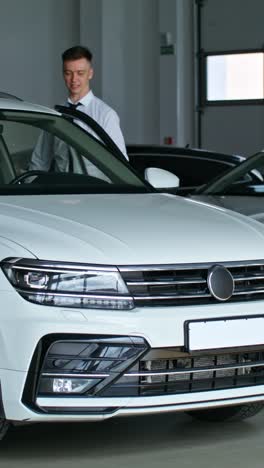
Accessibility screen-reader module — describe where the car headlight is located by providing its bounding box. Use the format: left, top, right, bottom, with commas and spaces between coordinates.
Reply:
2, 258, 134, 310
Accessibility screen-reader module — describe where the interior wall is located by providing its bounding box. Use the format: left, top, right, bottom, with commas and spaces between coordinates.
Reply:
0, 0, 80, 107
0, 0, 193, 146
81, 0, 194, 146
80, 0, 102, 98
122, 0, 160, 144
201, 0, 264, 50
81, 0, 160, 144
0, 0, 161, 145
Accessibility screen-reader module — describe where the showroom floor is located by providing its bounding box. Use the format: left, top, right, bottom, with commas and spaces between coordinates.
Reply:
0, 410, 263, 467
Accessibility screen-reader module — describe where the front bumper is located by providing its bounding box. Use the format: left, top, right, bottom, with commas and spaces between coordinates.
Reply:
2, 291, 264, 422
2, 367, 264, 422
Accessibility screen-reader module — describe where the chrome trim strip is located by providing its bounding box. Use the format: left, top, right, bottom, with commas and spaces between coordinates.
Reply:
234, 275, 264, 281
119, 260, 264, 272
120, 265, 207, 272
132, 293, 211, 300
17, 288, 133, 301
42, 373, 109, 378
124, 361, 264, 377
233, 289, 264, 296
13, 267, 104, 274
12, 265, 117, 273
5, 258, 264, 273
127, 279, 207, 286
129, 288, 264, 299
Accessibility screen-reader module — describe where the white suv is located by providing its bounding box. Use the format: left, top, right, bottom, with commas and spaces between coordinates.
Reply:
0, 97, 263, 440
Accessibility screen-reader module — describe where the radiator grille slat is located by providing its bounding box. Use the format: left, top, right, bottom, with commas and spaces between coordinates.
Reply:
119, 261, 264, 306
101, 348, 264, 397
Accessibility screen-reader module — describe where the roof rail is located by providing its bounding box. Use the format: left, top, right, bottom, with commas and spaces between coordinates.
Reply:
0, 92, 23, 101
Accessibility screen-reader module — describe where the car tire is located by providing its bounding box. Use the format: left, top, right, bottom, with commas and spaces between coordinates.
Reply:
185, 403, 264, 422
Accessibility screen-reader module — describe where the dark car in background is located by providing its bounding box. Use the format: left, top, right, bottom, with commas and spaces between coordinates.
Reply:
127, 145, 245, 188
190, 150, 264, 223
128, 145, 264, 223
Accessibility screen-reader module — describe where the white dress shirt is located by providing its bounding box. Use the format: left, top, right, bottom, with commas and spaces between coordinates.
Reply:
29, 90, 128, 172
68, 90, 128, 159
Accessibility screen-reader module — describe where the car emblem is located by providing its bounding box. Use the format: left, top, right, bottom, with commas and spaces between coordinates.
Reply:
207, 265, 234, 301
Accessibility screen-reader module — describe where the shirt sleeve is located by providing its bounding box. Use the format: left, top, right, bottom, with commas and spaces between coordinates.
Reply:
28, 131, 54, 171
103, 110, 128, 160
29, 133, 71, 172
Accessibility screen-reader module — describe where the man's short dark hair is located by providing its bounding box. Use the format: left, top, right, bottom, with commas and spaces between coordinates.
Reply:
62, 45, 93, 63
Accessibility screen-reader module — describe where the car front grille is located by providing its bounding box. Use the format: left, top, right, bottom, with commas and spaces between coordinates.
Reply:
101, 347, 264, 397
119, 260, 264, 306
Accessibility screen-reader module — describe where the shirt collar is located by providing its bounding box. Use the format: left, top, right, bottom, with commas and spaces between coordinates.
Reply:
67, 90, 94, 107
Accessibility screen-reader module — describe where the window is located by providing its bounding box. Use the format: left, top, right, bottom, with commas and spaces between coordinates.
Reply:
0, 111, 148, 194
204, 51, 264, 103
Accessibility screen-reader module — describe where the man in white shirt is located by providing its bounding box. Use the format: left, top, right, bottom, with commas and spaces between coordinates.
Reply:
29, 45, 128, 172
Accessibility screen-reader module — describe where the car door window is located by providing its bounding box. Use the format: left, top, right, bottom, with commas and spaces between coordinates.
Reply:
0, 112, 148, 193
0, 120, 111, 182
2, 121, 40, 174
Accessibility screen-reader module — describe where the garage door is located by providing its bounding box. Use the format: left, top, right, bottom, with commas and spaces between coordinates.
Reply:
197, 0, 264, 156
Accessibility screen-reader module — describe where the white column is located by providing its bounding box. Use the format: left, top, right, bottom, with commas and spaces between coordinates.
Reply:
159, 0, 195, 146
175, 0, 195, 147
159, 0, 177, 145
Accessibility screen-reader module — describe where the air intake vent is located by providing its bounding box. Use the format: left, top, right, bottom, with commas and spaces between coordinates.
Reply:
101, 347, 264, 397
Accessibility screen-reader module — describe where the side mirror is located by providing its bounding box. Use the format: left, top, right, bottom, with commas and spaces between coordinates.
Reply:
145, 167, 180, 189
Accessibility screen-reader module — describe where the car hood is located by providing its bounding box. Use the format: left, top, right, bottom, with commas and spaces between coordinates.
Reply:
1, 193, 264, 265
191, 194, 264, 223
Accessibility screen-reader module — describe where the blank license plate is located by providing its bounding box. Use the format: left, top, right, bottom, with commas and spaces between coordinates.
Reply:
186, 317, 264, 352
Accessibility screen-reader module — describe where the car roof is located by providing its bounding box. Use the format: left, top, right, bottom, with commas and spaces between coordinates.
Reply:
126, 144, 245, 164
0, 97, 61, 116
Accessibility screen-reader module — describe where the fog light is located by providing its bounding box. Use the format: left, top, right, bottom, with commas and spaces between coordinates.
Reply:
53, 377, 101, 393
53, 378, 73, 393
39, 377, 102, 394
53, 378, 98, 393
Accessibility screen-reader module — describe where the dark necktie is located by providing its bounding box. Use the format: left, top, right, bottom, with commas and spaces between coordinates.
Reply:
67, 102, 82, 172
68, 102, 81, 110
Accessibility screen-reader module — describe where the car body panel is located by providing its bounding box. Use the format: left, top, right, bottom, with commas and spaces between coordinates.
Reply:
1, 193, 264, 264
190, 194, 264, 219
0, 98, 60, 114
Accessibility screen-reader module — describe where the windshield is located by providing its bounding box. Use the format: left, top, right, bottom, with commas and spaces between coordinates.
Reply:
197, 151, 264, 195
0, 109, 150, 195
